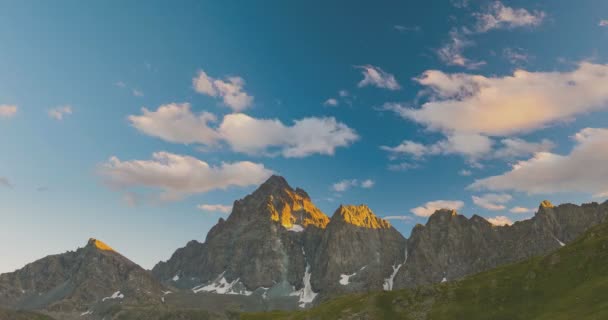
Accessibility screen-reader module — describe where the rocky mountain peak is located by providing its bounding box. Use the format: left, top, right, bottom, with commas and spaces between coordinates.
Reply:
86, 238, 114, 252
332, 204, 391, 229
540, 200, 555, 208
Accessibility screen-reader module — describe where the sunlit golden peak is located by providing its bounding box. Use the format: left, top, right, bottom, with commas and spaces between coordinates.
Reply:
88, 238, 114, 251
334, 204, 391, 229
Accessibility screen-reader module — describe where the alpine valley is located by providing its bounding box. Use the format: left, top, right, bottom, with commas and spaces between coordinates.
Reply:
1, 176, 607, 320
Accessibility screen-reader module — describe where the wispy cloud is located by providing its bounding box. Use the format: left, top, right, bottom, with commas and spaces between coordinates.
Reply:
132, 89, 144, 97
356, 65, 400, 90
0, 105, 18, 118
486, 215, 513, 226
332, 178, 375, 192
0, 177, 13, 188
472, 193, 512, 211
48, 105, 72, 120
510, 206, 533, 214
394, 25, 421, 33
474, 1, 545, 32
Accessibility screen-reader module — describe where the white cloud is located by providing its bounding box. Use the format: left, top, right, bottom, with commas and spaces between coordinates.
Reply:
387, 162, 420, 171
332, 178, 374, 192
472, 193, 512, 211
0, 105, 18, 118
470, 128, 608, 197
219, 113, 358, 158
394, 25, 421, 33
410, 200, 464, 217
381, 133, 493, 160
99, 151, 273, 202
129, 104, 358, 158
129, 103, 219, 145
356, 65, 400, 90
48, 106, 72, 120
0, 177, 12, 188
114, 81, 126, 88
599, 20, 608, 27
197, 204, 232, 214
459, 169, 472, 176
474, 1, 545, 32
510, 206, 533, 214
399, 63, 608, 136
339, 90, 349, 97
192, 70, 253, 112
132, 89, 144, 97
323, 98, 338, 107
486, 215, 513, 226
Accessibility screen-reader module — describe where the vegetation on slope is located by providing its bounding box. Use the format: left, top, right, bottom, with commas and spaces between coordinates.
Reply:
0, 308, 56, 320
241, 221, 608, 320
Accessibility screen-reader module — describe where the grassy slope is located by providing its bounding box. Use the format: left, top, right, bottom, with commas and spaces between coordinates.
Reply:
242, 222, 608, 320
0, 308, 56, 320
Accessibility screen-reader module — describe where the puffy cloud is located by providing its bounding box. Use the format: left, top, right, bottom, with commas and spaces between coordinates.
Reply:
197, 204, 232, 214
323, 98, 338, 107
474, 1, 545, 32
486, 215, 513, 226
219, 113, 358, 158
332, 178, 374, 192
48, 105, 73, 120
410, 200, 464, 217
0, 105, 17, 118
192, 70, 253, 112
510, 206, 533, 214
129, 103, 219, 145
381, 133, 493, 160
129, 104, 358, 158
356, 65, 400, 90
400, 63, 608, 136
472, 193, 512, 211
99, 151, 273, 201
503, 47, 532, 65
0, 177, 13, 188
470, 128, 608, 197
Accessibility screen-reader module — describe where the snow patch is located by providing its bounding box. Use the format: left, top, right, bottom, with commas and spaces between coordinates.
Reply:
339, 272, 356, 286
383, 249, 408, 291
290, 248, 317, 308
441, 277, 447, 283
172, 274, 180, 281
102, 291, 124, 301
192, 272, 253, 296
286, 224, 304, 232
553, 235, 566, 247
80, 310, 93, 316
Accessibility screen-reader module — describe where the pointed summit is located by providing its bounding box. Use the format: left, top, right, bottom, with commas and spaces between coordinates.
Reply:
540, 200, 555, 208
87, 238, 114, 251
333, 204, 391, 229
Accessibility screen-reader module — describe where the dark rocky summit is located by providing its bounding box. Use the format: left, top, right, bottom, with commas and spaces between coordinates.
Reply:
0, 238, 164, 315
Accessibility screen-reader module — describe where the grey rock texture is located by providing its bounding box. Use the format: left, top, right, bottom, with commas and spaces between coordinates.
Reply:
0, 239, 164, 313
311, 205, 406, 296
152, 175, 330, 298
394, 200, 608, 289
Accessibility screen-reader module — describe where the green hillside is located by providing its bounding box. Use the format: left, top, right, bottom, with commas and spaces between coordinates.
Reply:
242, 221, 608, 320
0, 308, 55, 320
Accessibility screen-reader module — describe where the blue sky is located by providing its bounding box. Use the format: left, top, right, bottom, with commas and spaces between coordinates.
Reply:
2, 0, 608, 273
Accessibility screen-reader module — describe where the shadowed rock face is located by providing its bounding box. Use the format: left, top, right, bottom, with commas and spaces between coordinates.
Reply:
0, 238, 164, 313
394, 201, 608, 289
152, 175, 331, 296
311, 205, 406, 297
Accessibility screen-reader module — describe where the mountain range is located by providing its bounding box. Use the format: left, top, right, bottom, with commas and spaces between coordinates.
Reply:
1, 175, 607, 319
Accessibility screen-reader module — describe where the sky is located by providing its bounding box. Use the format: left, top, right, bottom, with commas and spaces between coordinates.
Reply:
2, 0, 608, 273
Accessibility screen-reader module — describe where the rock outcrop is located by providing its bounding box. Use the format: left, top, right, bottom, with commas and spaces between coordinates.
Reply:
394, 201, 608, 289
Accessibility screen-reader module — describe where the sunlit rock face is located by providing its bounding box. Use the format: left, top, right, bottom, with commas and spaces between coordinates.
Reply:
0, 239, 164, 313
394, 201, 608, 289
152, 175, 330, 307
310, 205, 406, 298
